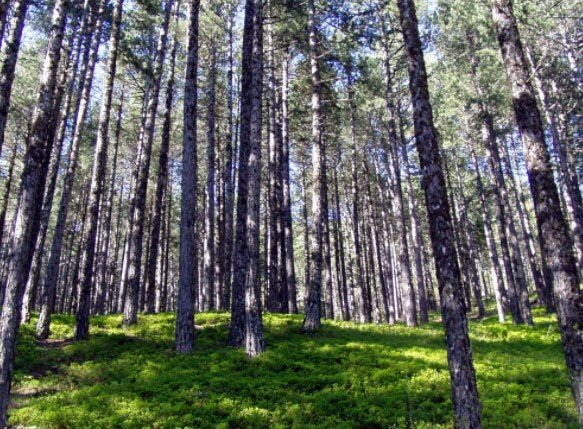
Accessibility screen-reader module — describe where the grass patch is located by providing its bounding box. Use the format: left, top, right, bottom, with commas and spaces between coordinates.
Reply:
9, 308, 578, 428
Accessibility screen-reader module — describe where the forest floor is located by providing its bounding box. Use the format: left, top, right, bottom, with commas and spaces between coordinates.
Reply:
8, 307, 579, 428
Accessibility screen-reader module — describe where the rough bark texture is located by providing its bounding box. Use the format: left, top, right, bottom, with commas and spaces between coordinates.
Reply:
220, 7, 236, 312
492, 0, 583, 421
226, 0, 265, 355
124, 0, 173, 326
469, 135, 507, 322
0, 0, 67, 424
243, 0, 265, 356
302, 0, 325, 333
37, 0, 105, 338
401, 140, 430, 323
0, 0, 29, 159
74, 0, 123, 341
202, 43, 217, 312
147, 23, 178, 315
396, 0, 483, 426
281, 50, 297, 314
175, 0, 200, 354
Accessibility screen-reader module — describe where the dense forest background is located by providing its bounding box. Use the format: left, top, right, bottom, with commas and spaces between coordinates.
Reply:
0, 0, 581, 426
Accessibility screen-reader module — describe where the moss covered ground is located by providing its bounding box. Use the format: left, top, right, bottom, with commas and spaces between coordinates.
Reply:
8, 308, 579, 428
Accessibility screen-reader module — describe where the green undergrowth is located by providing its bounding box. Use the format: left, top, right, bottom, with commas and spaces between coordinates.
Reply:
9, 307, 578, 428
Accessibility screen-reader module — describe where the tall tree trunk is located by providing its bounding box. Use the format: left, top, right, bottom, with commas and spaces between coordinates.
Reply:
302, 170, 310, 299
381, 49, 416, 327
400, 141, 429, 322
506, 136, 553, 311
371, 153, 396, 324
526, 47, 583, 281
226, 0, 265, 355
202, 43, 217, 312
243, 0, 265, 356
266, 0, 280, 313
0, 0, 67, 423
454, 161, 486, 318
175, 0, 200, 353
94, 95, 123, 315
302, 0, 325, 333
332, 167, 349, 320
124, 0, 173, 326
36, 0, 106, 339
0, 0, 11, 51
492, 0, 583, 420
396, 0, 482, 426
0, 143, 17, 308
147, 21, 178, 315
468, 137, 506, 323
74, 0, 123, 340
0, 0, 29, 159
465, 32, 522, 324
345, 67, 369, 323
444, 158, 471, 312
24, 37, 74, 324
281, 50, 297, 314
322, 163, 334, 319
500, 136, 547, 311
0, 143, 16, 251
219, 6, 236, 312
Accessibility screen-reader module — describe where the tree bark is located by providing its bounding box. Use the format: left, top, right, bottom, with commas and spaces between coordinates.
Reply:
468, 137, 506, 323
396, 0, 482, 425
0, 0, 29, 159
345, 67, 369, 324
302, 0, 325, 333
175, 0, 200, 354
226, 0, 265, 356
124, 0, 173, 326
94, 95, 123, 315
147, 20, 178, 314
281, 50, 297, 314
202, 43, 217, 312
492, 0, 583, 420
74, 0, 123, 340
332, 167, 349, 320
36, 0, 105, 338
0, 0, 68, 423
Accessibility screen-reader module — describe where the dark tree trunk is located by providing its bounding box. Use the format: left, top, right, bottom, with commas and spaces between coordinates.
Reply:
36, 1, 105, 337
400, 139, 429, 322
219, 6, 236, 312
322, 164, 334, 319
227, 0, 265, 355
492, 0, 583, 420
453, 161, 485, 318
0, 0, 29, 159
281, 50, 297, 314
345, 69, 368, 323
266, 1, 280, 313
124, 0, 173, 326
302, 0, 325, 333
381, 54, 417, 327
74, 0, 123, 341
0, 144, 16, 251
0, 0, 68, 423
202, 43, 217, 312
175, 0, 200, 354
94, 96, 123, 316
468, 137, 507, 323
371, 153, 396, 324
332, 167, 349, 320
396, 0, 482, 426
147, 22, 178, 315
